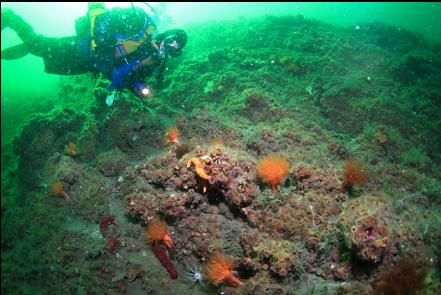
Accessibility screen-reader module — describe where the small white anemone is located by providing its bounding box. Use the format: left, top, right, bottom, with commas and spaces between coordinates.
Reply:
184, 263, 204, 285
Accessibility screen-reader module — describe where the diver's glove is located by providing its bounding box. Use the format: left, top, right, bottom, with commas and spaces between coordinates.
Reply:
106, 90, 117, 106
108, 60, 142, 91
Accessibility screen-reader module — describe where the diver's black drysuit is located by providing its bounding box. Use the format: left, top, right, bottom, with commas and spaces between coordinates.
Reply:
2, 8, 93, 75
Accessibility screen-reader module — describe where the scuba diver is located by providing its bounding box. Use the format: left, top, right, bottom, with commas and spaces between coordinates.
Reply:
1, 3, 188, 105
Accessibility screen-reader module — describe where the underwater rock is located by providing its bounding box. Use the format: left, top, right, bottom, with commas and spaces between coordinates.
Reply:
392, 54, 440, 84
173, 145, 260, 209
78, 124, 99, 161
173, 213, 246, 265
349, 215, 389, 263
362, 21, 426, 53
161, 191, 202, 220
246, 128, 298, 157
254, 238, 301, 278
295, 165, 343, 195
96, 148, 129, 177
125, 193, 160, 224
69, 173, 111, 222
340, 195, 392, 264
237, 90, 287, 124
252, 192, 343, 243
32, 128, 56, 154
44, 153, 83, 185
207, 49, 230, 66
241, 207, 262, 228
174, 113, 243, 147
13, 107, 86, 190
139, 151, 180, 188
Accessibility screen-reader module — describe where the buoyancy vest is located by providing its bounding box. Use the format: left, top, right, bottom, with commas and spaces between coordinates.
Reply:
90, 7, 157, 64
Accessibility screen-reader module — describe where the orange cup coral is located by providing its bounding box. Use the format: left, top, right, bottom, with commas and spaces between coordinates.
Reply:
342, 157, 367, 189
205, 253, 243, 287
166, 127, 180, 145
257, 155, 290, 192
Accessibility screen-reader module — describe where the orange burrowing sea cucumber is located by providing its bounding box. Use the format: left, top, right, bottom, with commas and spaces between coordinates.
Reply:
205, 253, 244, 287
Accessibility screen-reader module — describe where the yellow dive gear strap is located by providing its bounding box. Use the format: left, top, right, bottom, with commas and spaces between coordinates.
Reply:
89, 8, 105, 51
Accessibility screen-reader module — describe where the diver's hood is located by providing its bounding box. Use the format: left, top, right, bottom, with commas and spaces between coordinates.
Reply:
159, 29, 188, 57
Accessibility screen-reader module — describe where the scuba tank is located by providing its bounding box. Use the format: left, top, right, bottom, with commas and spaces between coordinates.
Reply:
75, 3, 105, 38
